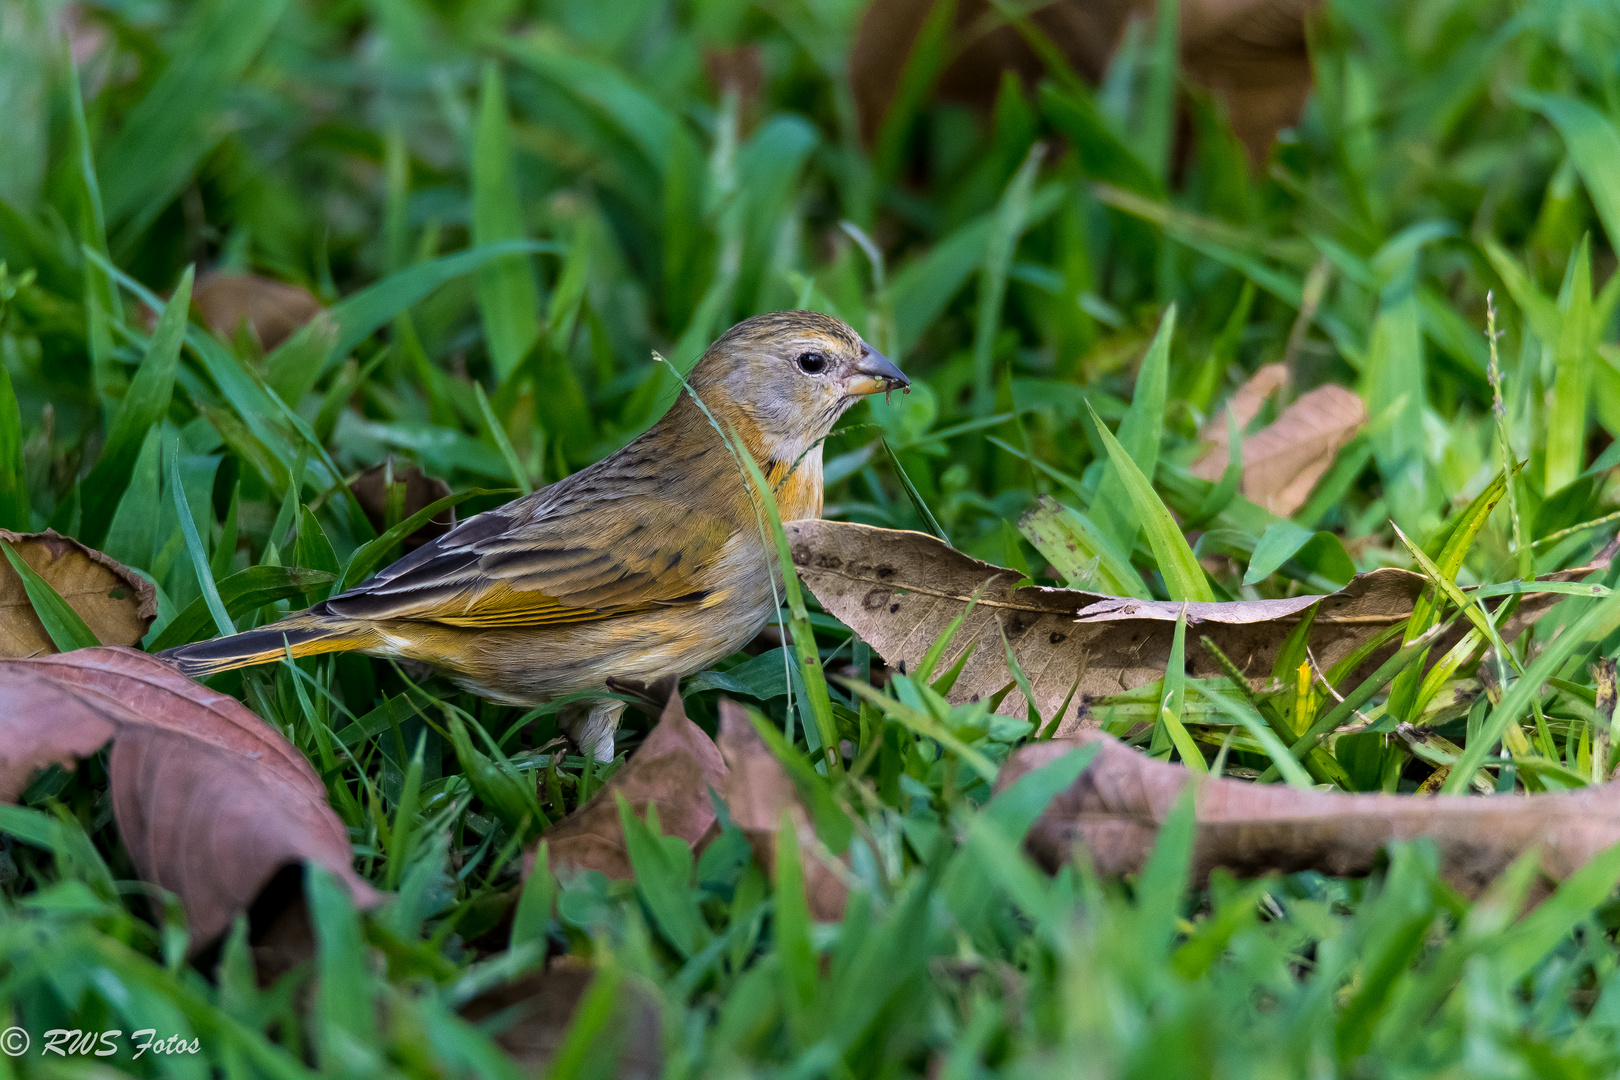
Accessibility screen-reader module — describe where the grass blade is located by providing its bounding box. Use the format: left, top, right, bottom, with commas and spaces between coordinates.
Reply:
1017, 494, 1150, 598
1199, 682, 1313, 789
169, 450, 233, 639
1091, 304, 1175, 554
1443, 588, 1620, 793
1261, 624, 1446, 782
81, 265, 194, 548
734, 448, 841, 774
1085, 399, 1213, 602
973, 143, 1044, 415
1547, 235, 1593, 493
0, 364, 27, 530
475, 383, 533, 496
881, 438, 948, 543
473, 61, 542, 382
1517, 90, 1620, 256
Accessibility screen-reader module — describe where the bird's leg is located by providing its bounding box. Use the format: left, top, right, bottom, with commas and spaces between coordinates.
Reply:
561, 698, 625, 763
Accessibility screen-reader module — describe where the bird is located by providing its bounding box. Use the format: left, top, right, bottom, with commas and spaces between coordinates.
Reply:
162, 311, 909, 760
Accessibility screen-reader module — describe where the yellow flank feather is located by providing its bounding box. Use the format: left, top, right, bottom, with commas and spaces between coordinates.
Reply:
161, 311, 908, 759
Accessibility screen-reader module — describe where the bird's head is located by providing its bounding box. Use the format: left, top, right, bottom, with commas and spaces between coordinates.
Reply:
685, 311, 909, 461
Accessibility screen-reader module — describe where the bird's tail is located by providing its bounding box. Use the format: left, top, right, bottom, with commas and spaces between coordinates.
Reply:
160, 613, 383, 679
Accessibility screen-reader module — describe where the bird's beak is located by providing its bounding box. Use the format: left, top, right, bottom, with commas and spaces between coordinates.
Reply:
845, 342, 910, 397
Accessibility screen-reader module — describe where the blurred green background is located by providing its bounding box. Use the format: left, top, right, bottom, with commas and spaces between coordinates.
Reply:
2, 0, 1616, 610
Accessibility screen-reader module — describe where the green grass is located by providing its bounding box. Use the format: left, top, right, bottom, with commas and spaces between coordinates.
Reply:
4, 0, 1620, 1074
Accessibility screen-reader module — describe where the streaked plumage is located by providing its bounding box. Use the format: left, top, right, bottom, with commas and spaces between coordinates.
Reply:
163, 311, 908, 759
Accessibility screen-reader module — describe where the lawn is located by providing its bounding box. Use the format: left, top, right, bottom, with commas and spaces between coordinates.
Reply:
4, 0, 1620, 1075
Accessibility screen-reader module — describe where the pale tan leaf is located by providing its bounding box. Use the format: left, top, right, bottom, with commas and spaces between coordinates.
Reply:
1193, 383, 1366, 515
1200, 362, 1290, 443
0, 529, 157, 658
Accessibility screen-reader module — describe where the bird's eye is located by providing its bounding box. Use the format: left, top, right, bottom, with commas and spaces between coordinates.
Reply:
796, 351, 828, 375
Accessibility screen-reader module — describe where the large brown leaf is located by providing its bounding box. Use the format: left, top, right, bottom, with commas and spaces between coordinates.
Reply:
540, 691, 729, 879
787, 520, 1426, 725
0, 647, 378, 945
1192, 382, 1366, 516
1005, 731, 1620, 898
786, 520, 1593, 728
0, 529, 157, 657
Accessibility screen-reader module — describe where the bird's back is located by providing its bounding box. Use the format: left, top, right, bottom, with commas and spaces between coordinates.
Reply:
164, 393, 822, 700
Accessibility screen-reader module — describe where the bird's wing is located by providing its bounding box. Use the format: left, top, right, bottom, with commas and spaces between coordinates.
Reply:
317, 485, 738, 629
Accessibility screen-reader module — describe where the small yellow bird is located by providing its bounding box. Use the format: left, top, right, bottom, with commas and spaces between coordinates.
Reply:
164, 311, 908, 759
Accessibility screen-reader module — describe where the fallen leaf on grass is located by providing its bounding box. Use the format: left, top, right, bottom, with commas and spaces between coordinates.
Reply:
1005, 730, 1620, 898
1193, 382, 1365, 516
717, 700, 849, 921
460, 956, 662, 1078
192, 271, 322, 351
0, 646, 378, 946
786, 520, 1592, 728
1203, 362, 1290, 438
0, 529, 156, 657
540, 691, 728, 879
350, 457, 455, 551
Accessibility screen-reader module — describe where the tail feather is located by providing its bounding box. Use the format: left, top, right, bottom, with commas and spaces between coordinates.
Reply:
160, 616, 380, 678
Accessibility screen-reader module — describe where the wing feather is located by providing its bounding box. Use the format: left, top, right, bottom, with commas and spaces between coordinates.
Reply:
313, 464, 737, 629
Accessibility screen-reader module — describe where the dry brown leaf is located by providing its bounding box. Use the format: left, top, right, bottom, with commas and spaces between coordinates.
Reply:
717, 700, 849, 921
460, 957, 662, 1078
1192, 384, 1366, 516
0, 529, 157, 657
1201, 362, 1290, 442
1005, 731, 1620, 898
540, 691, 728, 879
787, 519, 1428, 726
0, 647, 379, 946
192, 271, 323, 351
350, 458, 455, 551
786, 520, 1594, 730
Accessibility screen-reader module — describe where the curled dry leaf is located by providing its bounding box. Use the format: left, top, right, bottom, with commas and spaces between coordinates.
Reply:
786, 520, 1588, 728
192, 271, 322, 351
1005, 731, 1620, 898
717, 699, 849, 921
0, 647, 378, 946
350, 457, 455, 551
0, 529, 156, 657
540, 690, 729, 879
1192, 382, 1366, 516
